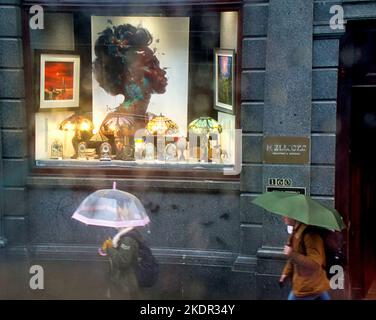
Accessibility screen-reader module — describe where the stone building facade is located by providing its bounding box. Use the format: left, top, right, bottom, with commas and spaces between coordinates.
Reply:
0, 0, 375, 299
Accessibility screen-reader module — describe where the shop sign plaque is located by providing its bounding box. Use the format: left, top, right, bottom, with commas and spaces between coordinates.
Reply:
268, 178, 292, 187
266, 186, 306, 195
263, 136, 310, 164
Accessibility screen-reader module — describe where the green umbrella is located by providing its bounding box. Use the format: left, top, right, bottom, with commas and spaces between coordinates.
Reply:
251, 191, 346, 231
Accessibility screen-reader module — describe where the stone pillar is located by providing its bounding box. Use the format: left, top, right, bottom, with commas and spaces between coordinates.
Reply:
236, 1, 269, 274
0, 120, 4, 247
0, 0, 27, 248
256, 0, 314, 299
312, 0, 345, 299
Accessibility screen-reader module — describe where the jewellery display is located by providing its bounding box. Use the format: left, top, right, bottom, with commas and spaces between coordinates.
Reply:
38, 104, 231, 165
211, 145, 221, 163
145, 142, 155, 160
50, 140, 63, 160
165, 142, 177, 161
118, 144, 135, 161
221, 149, 229, 162
199, 135, 209, 162
100, 142, 112, 161
188, 146, 201, 162
156, 136, 165, 161
209, 139, 221, 163
134, 138, 145, 161
176, 137, 187, 161
77, 142, 87, 160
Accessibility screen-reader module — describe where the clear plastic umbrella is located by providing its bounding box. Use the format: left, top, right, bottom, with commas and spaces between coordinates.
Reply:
72, 182, 150, 228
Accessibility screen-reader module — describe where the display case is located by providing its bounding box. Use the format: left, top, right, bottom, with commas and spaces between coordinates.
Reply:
25, 4, 241, 177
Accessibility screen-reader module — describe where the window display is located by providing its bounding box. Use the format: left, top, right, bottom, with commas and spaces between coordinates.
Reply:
31, 10, 238, 170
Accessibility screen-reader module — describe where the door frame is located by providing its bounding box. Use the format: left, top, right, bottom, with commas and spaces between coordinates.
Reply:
335, 20, 376, 299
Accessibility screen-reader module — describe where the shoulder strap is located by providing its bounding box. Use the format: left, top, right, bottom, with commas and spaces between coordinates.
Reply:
300, 226, 314, 256
300, 226, 326, 256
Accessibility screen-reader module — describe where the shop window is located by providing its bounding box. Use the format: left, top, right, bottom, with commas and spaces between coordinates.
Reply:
25, 5, 240, 176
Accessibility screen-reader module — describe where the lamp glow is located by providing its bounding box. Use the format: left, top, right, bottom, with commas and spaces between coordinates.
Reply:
146, 114, 179, 136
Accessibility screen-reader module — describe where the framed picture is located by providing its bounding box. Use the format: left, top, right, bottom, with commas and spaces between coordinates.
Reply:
214, 48, 235, 115
38, 52, 80, 109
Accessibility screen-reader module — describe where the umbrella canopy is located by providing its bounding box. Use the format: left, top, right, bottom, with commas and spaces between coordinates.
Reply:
188, 117, 222, 135
251, 191, 346, 231
72, 187, 150, 228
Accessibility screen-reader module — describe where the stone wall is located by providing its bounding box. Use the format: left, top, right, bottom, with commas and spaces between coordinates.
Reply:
0, 0, 28, 247
240, 0, 344, 299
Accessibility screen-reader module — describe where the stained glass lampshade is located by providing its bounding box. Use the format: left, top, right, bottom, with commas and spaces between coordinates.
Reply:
59, 114, 94, 133
188, 117, 222, 135
59, 114, 94, 159
146, 114, 179, 136
99, 112, 136, 138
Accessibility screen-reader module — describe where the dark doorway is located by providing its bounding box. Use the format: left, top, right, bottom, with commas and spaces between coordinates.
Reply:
337, 21, 376, 299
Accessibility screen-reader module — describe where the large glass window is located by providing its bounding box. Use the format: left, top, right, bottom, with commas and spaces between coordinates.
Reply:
26, 6, 240, 173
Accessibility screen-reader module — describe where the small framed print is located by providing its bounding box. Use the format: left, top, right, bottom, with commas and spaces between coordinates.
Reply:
37, 51, 80, 109
214, 48, 235, 115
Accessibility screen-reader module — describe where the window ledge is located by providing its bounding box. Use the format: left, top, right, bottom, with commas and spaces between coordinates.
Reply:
35, 159, 233, 171
27, 175, 240, 191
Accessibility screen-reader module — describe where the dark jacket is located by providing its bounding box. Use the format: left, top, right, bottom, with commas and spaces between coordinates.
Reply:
106, 234, 140, 299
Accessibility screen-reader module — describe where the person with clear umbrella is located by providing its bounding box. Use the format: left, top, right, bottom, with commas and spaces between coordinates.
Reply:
101, 226, 143, 299
72, 182, 155, 299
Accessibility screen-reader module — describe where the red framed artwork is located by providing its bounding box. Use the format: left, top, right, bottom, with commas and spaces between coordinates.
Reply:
39, 52, 80, 109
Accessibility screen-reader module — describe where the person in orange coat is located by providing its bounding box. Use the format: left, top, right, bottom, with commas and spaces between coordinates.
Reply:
279, 216, 331, 300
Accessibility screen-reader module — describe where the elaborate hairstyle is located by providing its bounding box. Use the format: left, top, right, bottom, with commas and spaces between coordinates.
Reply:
93, 23, 154, 96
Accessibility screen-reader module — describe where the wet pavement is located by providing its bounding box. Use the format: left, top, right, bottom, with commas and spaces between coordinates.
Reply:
0, 252, 256, 300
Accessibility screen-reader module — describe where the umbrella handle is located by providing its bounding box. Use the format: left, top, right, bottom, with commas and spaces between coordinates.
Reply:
112, 226, 133, 248
98, 248, 107, 256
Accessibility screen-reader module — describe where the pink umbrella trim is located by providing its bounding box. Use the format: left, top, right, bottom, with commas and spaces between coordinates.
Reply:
72, 212, 150, 228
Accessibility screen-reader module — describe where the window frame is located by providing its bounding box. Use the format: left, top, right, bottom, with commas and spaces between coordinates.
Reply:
22, 1, 242, 181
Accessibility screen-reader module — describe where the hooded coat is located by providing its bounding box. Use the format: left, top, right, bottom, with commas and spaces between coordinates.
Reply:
106, 228, 141, 299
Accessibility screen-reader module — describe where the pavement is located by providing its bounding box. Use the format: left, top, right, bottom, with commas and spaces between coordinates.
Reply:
0, 253, 256, 300
0, 251, 357, 300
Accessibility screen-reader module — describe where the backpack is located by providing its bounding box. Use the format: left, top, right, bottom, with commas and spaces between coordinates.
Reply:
127, 232, 159, 288
300, 226, 346, 279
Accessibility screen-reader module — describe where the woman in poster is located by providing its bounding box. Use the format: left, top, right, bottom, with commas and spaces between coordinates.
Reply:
93, 23, 168, 117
